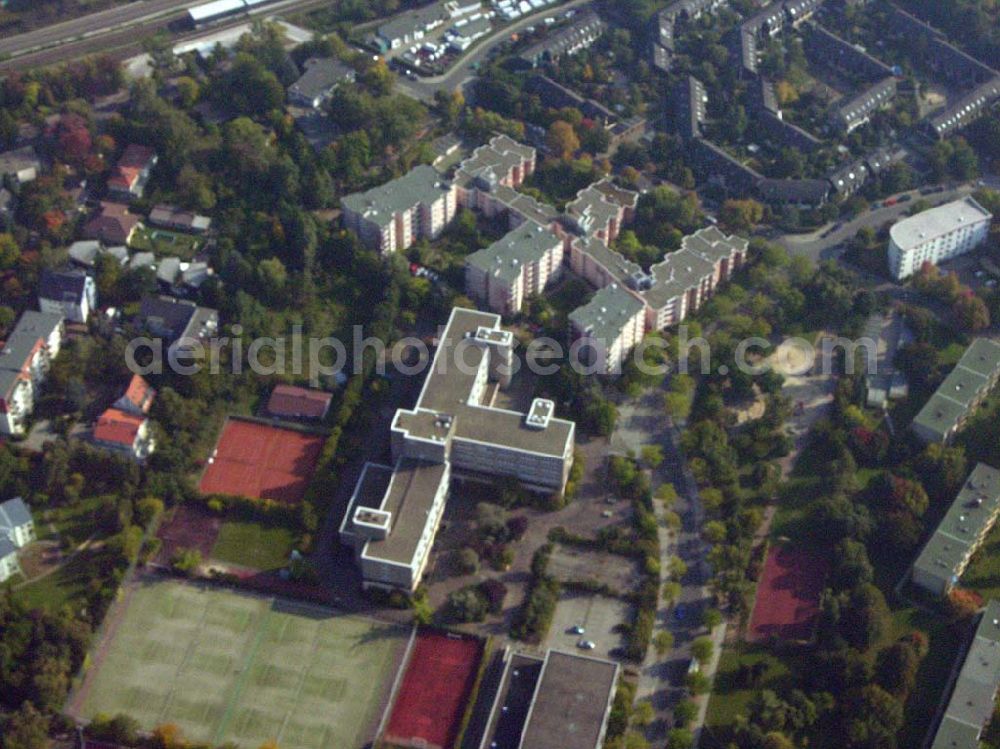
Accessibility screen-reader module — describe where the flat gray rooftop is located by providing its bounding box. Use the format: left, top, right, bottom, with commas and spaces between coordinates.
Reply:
519, 650, 619, 749
342, 165, 450, 228
890, 197, 993, 252
569, 284, 644, 343
913, 338, 1000, 441
466, 222, 562, 283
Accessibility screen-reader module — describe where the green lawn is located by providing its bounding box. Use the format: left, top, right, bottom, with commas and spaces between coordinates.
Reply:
75, 580, 409, 749
15, 546, 106, 612
129, 226, 204, 259
703, 645, 801, 747
210, 520, 297, 571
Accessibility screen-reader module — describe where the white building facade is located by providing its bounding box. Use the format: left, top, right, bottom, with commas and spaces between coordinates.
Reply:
888, 197, 993, 280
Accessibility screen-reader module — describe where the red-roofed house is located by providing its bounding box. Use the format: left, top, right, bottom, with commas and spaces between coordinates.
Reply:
267, 384, 333, 421
83, 202, 140, 246
114, 374, 156, 416
92, 408, 155, 461
107, 144, 157, 201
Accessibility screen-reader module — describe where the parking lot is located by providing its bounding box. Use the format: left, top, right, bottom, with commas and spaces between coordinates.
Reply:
547, 545, 640, 591
544, 593, 631, 662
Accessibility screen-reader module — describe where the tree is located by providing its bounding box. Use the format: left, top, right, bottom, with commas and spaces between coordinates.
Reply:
632, 701, 655, 727
457, 547, 480, 575
547, 120, 580, 160
667, 727, 695, 748
653, 630, 675, 655
170, 547, 202, 575
640, 445, 664, 469
662, 580, 682, 604
702, 608, 723, 630
847, 685, 903, 749
762, 733, 795, 749
674, 699, 698, 726
691, 636, 714, 665
152, 724, 185, 749
685, 671, 710, 695
720, 199, 765, 233
876, 640, 921, 698
2, 703, 50, 749
954, 292, 991, 331
947, 588, 982, 621
0, 233, 20, 271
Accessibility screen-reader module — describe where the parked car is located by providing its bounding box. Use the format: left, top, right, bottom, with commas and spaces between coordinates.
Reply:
569, 625, 585, 635
577, 639, 596, 650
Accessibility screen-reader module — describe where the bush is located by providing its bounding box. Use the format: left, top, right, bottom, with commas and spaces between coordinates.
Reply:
445, 586, 489, 623
691, 637, 714, 665
457, 547, 480, 575
170, 547, 202, 576
480, 579, 508, 614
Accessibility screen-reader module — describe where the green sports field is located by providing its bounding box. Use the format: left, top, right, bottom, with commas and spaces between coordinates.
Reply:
76, 580, 409, 749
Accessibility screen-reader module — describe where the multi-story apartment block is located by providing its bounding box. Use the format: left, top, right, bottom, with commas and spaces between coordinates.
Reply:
564, 180, 637, 245
911, 464, 1000, 596
888, 197, 993, 280
341, 308, 575, 591
805, 24, 894, 82
518, 12, 606, 68
0, 312, 64, 436
569, 284, 646, 375
912, 338, 1000, 445
341, 165, 456, 254
927, 599, 1000, 749
464, 222, 565, 315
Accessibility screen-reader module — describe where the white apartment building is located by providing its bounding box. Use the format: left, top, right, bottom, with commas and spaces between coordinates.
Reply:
464, 222, 564, 315
888, 197, 993, 280
341, 308, 575, 591
569, 283, 647, 375
0, 312, 64, 436
341, 165, 456, 254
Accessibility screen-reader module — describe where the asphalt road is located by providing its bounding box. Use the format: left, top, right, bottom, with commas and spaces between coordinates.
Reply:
611, 390, 716, 741
776, 179, 1000, 262
393, 0, 595, 103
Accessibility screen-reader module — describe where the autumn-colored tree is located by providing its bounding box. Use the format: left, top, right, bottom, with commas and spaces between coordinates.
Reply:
947, 588, 983, 621
546, 120, 580, 160
953, 291, 991, 331
152, 723, 185, 749
720, 199, 765, 233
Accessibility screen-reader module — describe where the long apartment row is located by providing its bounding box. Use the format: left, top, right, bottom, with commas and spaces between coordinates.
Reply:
342, 136, 747, 375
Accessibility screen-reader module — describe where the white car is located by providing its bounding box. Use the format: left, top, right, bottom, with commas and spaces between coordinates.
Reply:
577, 639, 596, 650
570, 625, 585, 635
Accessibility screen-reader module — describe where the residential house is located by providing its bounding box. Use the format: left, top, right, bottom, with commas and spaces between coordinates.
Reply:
38, 269, 97, 324
107, 144, 157, 201
518, 12, 606, 67
83, 202, 141, 246
0, 312, 64, 436
673, 76, 708, 139
288, 57, 356, 109
148, 204, 212, 234
0, 497, 34, 584
0, 146, 41, 188
114, 374, 156, 416
927, 78, 1000, 140
92, 408, 156, 461
266, 384, 333, 421
137, 295, 219, 357
0, 497, 35, 549
756, 178, 830, 207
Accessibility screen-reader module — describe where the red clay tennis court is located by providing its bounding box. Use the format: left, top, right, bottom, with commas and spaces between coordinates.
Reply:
384, 631, 484, 749
198, 419, 325, 504
749, 545, 829, 643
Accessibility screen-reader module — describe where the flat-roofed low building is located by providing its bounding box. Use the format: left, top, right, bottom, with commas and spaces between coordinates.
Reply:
888, 197, 993, 280
929, 600, 1000, 749
478, 648, 618, 749
339, 459, 450, 591
465, 222, 564, 315
342, 308, 575, 591
518, 650, 619, 749
342, 165, 456, 254
912, 338, 1000, 445
569, 283, 646, 375
911, 464, 1000, 596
